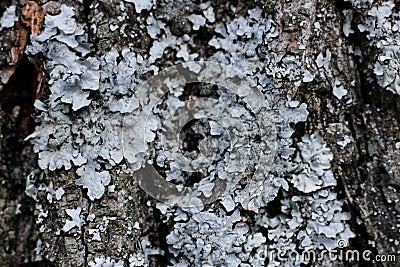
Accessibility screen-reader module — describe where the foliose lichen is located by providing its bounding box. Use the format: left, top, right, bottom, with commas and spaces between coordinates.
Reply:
24, 3, 355, 266
348, 0, 400, 94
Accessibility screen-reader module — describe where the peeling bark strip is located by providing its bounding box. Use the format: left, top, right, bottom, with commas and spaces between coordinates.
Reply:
21, 1, 44, 35
1, 0, 400, 266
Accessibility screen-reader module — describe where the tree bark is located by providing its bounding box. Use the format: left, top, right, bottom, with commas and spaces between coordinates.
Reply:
0, 0, 399, 266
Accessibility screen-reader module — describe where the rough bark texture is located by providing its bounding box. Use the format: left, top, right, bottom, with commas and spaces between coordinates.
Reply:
0, 0, 399, 266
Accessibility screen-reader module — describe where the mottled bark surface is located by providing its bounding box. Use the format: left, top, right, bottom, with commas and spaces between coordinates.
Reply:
0, 0, 399, 266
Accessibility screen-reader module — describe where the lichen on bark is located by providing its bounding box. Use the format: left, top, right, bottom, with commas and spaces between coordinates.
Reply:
1, 0, 400, 266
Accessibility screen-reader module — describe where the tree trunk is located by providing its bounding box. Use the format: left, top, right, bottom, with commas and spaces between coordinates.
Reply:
0, 0, 399, 266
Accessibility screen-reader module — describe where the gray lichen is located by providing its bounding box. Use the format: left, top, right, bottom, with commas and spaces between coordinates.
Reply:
124, 0, 153, 13
0, 5, 18, 31
63, 207, 84, 232
24, 2, 356, 266
349, 0, 400, 95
